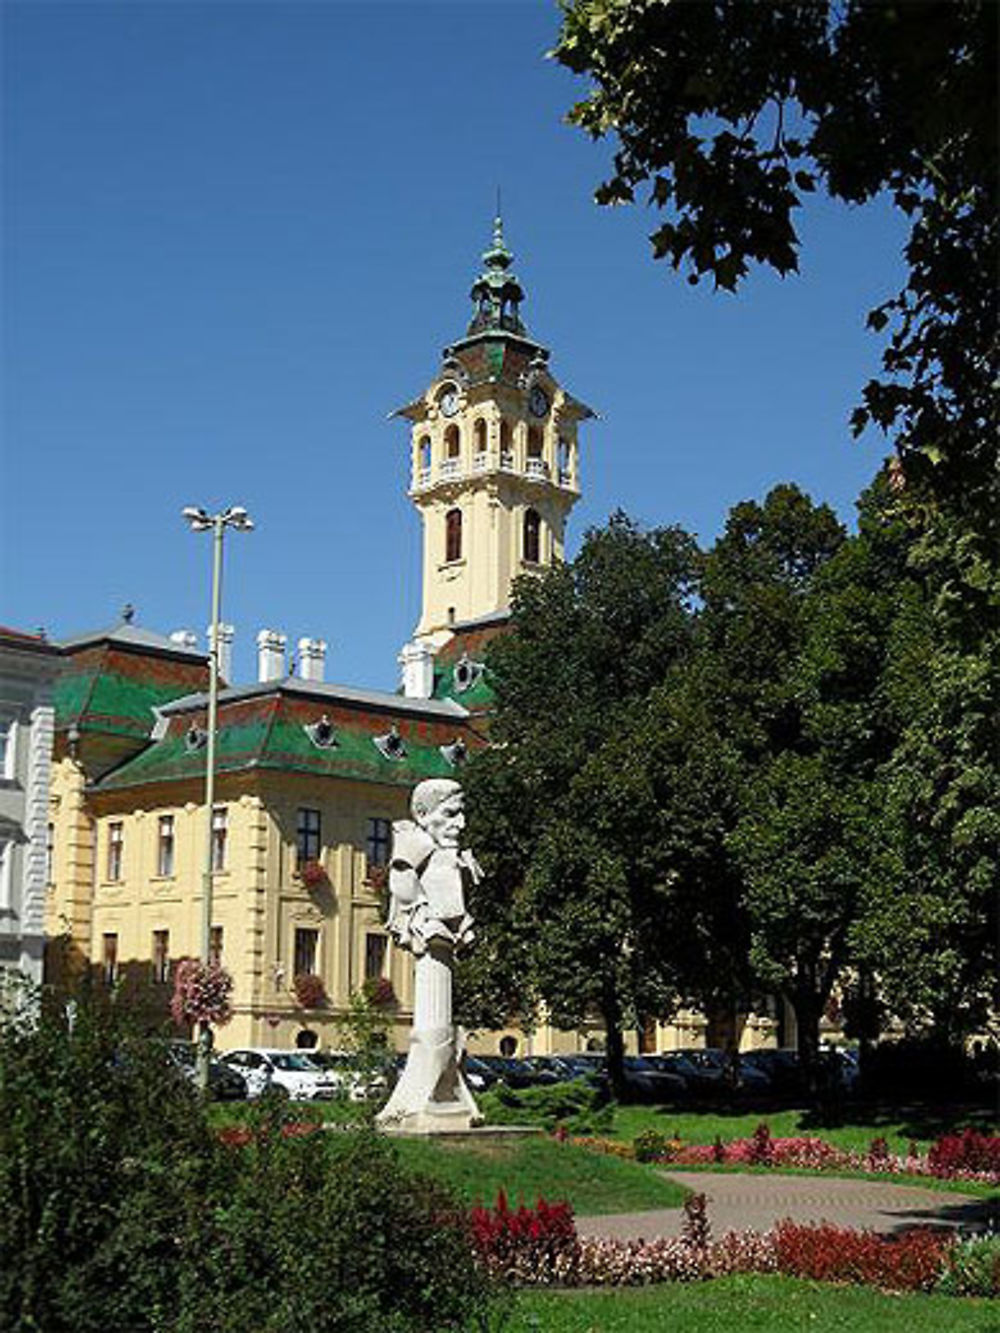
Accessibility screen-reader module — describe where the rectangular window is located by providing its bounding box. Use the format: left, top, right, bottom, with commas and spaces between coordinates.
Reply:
157, 815, 175, 877
364, 932, 387, 981
293, 926, 318, 977
152, 929, 170, 984
211, 807, 227, 872
102, 933, 118, 986
209, 925, 224, 966
46, 822, 55, 886
0, 718, 13, 779
107, 822, 124, 881
296, 808, 321, 867
366, 817, 391, 870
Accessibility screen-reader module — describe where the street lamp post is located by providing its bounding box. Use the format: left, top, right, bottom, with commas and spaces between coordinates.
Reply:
182, 505, 254, 1090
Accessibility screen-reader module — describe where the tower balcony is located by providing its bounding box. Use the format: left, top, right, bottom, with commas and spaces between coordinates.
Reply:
410, 454, 577, 494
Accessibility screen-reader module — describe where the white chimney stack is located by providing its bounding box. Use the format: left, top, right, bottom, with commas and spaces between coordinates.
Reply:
297, 637, 327, 683
398, 640, 436, 699
256, 629, 287, 682
208, 622, 235, 683
169, 629, 198, 652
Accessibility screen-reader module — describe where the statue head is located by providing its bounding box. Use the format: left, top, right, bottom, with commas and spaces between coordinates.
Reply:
411, 778, 465, 849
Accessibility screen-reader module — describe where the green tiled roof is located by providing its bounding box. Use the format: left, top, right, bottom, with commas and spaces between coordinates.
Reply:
55, 668, 202, 739
95, 697, 466, 792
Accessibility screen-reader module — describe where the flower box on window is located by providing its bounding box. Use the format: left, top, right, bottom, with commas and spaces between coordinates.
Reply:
364, 863, 388, 890
363, 976, 397, 1009
299, 859, 329, 890
293, 972, 327, 1009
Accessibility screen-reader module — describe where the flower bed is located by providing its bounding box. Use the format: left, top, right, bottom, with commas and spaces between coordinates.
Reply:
573, 1122, 1000, 1186
469, 1191, 998, 1296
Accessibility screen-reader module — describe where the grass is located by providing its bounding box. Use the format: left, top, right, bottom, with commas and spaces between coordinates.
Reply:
390, 1134, 689, 1214
611, 1103, 999, 1156
508, 1275, 1000, 1332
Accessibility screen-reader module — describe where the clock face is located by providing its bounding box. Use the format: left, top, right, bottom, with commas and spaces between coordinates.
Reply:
439, 387, 459, 417
528, 386, 549, 418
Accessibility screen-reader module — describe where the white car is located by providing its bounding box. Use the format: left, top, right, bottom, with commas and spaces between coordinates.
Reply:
220, 1047, 340, 1100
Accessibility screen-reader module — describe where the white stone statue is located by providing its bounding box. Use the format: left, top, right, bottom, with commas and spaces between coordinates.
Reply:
377, 778, 483, 1132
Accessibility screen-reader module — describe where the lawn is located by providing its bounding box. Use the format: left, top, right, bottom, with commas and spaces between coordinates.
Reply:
509, 1275, 1000, 1332
611, 1103, 999, 1156
390, 1134, 688, 1214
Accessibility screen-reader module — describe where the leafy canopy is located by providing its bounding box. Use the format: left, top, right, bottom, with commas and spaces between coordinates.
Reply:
555, 0, 998, 533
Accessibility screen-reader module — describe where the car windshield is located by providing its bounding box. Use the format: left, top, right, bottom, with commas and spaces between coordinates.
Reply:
270, 1053, 321, 1072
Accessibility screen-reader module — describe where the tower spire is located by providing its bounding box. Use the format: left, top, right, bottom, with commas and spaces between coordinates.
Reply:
468, 212, 526, 337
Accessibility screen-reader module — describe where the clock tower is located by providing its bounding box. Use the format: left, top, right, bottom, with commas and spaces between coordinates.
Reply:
395, 218, 594, 649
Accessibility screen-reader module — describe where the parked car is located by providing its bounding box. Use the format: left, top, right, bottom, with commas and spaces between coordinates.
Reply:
621, 1055, 688, 1103
521, 1055, 582, 1083
474, 1054, 559, 1089
739, 1048, 807, 1100
220, 1047, 340, 1100
463, 1055, 501, 1092
307, 1050, 388, 1102
166, 1041, 248, 1101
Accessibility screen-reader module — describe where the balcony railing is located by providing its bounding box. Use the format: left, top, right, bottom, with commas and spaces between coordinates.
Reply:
412, 454, 576, 490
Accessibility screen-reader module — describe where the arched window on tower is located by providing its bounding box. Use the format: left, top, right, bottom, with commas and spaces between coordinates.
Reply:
527, 426, 543, 458
523, 507, 541, 564
445, 508, 463, 563
473, 418, 487, 453
444, 424, 461, 458
418, 436, 431, 485
499, 419, 513, 468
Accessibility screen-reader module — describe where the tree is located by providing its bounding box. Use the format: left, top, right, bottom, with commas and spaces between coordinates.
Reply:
460, 513, 699, 1096
555, 1, 999, 534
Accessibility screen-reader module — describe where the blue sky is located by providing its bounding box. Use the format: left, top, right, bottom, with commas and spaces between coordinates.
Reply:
2, 1, 906, 691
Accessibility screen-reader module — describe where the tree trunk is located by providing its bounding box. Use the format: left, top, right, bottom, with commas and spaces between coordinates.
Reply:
601, 983, 627, 1102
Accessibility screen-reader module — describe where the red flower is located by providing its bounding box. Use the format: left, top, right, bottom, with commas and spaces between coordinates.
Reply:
170, 958, 234, 1027
293, 972, 327, 1009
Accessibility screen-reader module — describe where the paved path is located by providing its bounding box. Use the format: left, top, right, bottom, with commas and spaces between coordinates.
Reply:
577, 1170, 997, 1241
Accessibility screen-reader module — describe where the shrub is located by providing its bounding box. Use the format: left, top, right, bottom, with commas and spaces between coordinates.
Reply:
480, 1078, 613, 1136
470, 1191, 578, 1284
936, 1233, 1000, 1297
747, 1121, 773, 1166
927, 1129, 1000, 1178
772, 1220, 949, 1292
680, 1193, 711, 1251
633, 1129, 670, 1163
0, 989, 498, 1333
0, 988, 217, 1333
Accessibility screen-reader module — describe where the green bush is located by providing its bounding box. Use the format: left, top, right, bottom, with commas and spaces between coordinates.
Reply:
935, 1233, 1000, 1297
633, 1129, 670, 1163
479, 1078, 614, 1136
0, 986, 496, 1333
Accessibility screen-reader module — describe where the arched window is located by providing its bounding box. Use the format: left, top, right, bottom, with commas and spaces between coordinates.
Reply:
499, 419, 512, 456
473, 418, 487, 453
527, 426, 543, 458
418, 437, 431, 475
445, 508, 463, 563
445, 424, 461, 458
523, 507, 541, 564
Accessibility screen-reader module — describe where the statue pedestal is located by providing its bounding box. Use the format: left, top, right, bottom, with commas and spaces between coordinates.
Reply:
377, 941, 481, 1134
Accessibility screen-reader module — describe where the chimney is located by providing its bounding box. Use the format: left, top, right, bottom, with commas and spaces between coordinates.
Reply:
256, 629, 287, 682
398, 640, 436, 699
297, 637, 327, 683
170, 629, 198, 652
208, 622, 235, 683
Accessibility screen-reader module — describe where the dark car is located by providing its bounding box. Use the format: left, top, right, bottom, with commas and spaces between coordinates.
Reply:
166, 1041, 248, 1101
739, 1048, 806, 1100
521, 1055, 577, 1084
621, 1055, 687, 1103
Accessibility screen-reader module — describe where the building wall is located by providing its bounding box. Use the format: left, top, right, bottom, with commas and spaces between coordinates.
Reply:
0, 637, 58, 986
